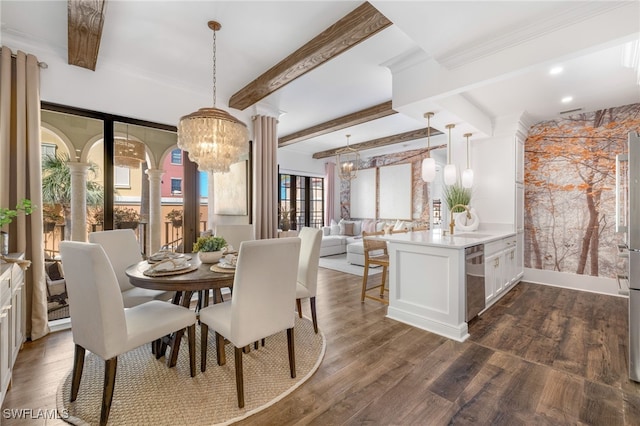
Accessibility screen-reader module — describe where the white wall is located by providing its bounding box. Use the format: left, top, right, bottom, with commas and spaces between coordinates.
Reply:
277, 149, 325, 177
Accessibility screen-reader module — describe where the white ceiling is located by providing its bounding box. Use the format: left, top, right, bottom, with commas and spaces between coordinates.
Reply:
1, 1, 639, 160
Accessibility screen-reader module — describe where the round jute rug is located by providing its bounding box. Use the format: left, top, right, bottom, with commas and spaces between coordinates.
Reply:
57, 316, 325, 425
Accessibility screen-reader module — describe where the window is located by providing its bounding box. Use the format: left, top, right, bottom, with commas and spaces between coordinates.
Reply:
114, 166, 130, 188
171, 178, 182, 195
278, 174, 324, 229
171, 149, 182, 165
41, 143, 57, 161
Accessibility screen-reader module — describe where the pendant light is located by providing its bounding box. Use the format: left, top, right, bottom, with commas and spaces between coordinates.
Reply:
421, 112, 436, 182
177, 21, 249, 173
461, 133, 474, 188
114, 124, 145, 169
443, 124, 457, 185
337, 134, 359, 181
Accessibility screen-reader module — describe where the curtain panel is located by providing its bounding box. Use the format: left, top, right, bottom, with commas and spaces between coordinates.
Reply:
252, 115, 278, 239
0, 47, 49, 340
324, 162, 335, 225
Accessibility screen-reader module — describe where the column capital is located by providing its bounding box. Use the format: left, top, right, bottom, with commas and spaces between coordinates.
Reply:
145, 168, 165, 180
251, 101, 283, 119
66, 162, 91, 174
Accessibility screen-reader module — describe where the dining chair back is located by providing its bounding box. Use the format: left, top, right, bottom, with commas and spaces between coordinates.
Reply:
361, 231, 390, 304
199, 237, 301, 408
89, 229, 173, 307
214, 224, 254, 251
295, 227, 322, 333
230, 237, 300, 345
60, 241, 197, 426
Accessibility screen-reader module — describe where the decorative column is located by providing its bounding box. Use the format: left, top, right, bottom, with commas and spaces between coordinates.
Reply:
145, 169, 164, 254
67, 162, 90, 242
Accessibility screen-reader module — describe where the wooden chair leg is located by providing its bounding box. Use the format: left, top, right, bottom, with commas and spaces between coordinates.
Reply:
296, 299, 303, 318
70, 344, 85, 402
310, 297, 318, 333
168, 328, 185, 368
100, 357, 117, 426
380, 265, 388, 297
216, 332, 226, 366
287, 327, 296, 378
187, 325, 196, 377
234, 346, 245, 408
201, 324, 209, 372
361, 263, 370, 302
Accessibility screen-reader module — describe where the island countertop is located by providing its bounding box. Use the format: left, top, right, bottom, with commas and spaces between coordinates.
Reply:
376, 229, 516, 249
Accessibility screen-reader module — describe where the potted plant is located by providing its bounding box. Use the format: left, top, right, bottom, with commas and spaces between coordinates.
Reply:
0, 199, 34, 255
443, 183, 471, 213
166, 208, 183, 228
193, 235, 227, 264
443, 183, 479, 232
114, 207, 141, 230
42, 204, 63, 233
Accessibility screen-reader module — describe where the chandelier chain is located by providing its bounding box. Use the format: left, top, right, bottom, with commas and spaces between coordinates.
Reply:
212, 27, 217, 107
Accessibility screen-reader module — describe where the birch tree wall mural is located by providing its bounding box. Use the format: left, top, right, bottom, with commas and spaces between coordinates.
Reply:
525, 103, 640, 278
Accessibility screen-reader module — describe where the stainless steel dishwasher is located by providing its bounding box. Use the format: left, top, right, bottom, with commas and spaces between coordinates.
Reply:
465, 244, 485, 321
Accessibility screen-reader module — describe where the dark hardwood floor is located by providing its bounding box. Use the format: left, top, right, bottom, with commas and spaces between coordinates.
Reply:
3, 268, 640, 425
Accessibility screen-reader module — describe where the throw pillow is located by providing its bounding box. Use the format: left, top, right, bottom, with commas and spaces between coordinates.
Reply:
353, 220, 362, 236
338, 218, 347, 235
362, 219, 375, 233
393, 220, 405, 231
330, 224, 340, 235
376, 221, 386, 232
45, 261, 63, 280
322, 227, 331, 236
343, 222, 355, 236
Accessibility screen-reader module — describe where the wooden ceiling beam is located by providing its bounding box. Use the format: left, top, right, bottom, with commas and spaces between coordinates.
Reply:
68, 0, 107, 71
229, 2, 392, 111
312, 127, 443, 159
278, 101, 396, 147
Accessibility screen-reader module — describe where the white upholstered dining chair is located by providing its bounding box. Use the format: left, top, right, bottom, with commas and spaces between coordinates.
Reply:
89, 229, 174, 307
59, 241, 197, 426
214, 224, 254, 251
295, 227, 322, 333
198, 237, 301, 408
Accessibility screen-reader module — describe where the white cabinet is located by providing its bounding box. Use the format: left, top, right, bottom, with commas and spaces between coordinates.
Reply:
484, 236, 521, 308
10, 265, 25, 365
0, 255, 26, 407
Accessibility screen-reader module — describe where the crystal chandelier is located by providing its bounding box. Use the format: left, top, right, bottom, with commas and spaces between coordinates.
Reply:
421, 112, 436, 182
461, 133, 474, 188
177, 21, 248, 173
337, 134, 359, 181
443, 123, 457, 185
114, 125, 145, 169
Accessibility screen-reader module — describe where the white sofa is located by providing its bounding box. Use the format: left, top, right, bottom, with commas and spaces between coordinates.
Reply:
320, 219, 363, 257
320, 219, 421, 258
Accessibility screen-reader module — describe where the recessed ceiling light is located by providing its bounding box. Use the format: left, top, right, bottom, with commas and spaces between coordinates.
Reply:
549, 66, 563, 75
561, 96, 573, 103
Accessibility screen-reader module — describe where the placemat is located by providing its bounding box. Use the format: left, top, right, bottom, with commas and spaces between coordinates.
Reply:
143, 263, 198, 277
210, 264, 236, 274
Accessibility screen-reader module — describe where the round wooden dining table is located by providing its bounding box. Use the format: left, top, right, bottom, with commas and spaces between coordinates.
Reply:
125, 254, 235, 367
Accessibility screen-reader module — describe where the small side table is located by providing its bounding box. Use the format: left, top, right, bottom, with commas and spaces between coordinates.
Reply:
278, 230, 298, 238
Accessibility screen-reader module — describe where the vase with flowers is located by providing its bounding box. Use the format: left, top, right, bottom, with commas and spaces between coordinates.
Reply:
193, 235, 227, 264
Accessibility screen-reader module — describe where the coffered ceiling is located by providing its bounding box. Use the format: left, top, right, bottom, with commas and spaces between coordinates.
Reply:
1, 1, 638, 161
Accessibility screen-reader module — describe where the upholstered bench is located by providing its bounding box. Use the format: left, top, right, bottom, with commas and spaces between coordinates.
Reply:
346, 241, 383, 267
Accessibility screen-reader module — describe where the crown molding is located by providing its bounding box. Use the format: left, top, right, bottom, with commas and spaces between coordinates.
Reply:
438, 2, 629, 70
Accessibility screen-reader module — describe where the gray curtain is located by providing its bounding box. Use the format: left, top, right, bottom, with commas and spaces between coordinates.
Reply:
0, 47, 49, 340
253, 115, 278, 239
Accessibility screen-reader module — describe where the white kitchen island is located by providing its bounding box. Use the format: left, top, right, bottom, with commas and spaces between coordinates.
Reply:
377, 229, 519, 342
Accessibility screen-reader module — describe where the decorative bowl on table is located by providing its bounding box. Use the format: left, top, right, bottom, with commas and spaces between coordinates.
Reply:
198, 250, 223, 264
